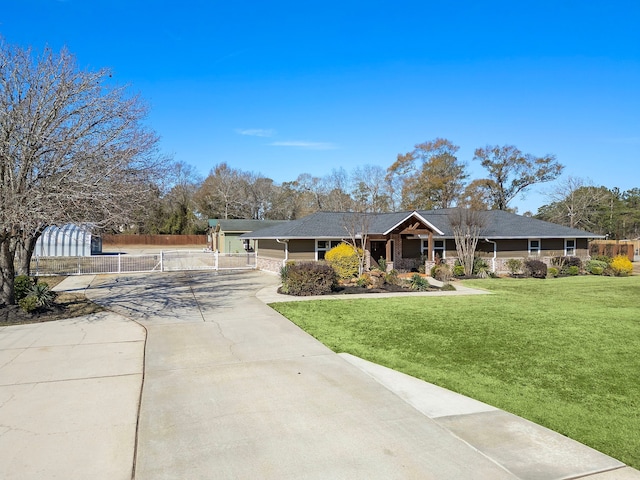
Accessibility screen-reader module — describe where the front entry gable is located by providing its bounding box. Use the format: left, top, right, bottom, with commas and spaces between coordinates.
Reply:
382, 211, 444, 236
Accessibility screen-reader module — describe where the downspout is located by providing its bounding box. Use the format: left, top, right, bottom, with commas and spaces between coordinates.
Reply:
276, 239, 289, 266
485, 238, 497, 273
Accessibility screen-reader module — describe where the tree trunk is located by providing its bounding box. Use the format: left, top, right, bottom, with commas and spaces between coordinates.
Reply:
0, 237, 17, 305
15, 233, 40, 276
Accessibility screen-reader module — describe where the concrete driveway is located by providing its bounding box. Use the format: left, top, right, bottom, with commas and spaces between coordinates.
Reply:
2, 270, 639, 479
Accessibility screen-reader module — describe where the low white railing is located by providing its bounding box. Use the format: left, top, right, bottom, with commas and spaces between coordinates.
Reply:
30, 251, 257, 276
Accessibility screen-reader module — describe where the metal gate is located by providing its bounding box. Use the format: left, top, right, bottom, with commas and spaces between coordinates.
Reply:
30, 251, 257, 276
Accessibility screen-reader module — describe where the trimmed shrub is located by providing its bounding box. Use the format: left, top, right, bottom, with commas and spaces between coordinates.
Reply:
282, 262, 337, 296
524, 259, 547, 279
505, 258, 523, 276
551, 256, 582, 275
585, 259, 608, 274
453, 265, 465, 277
14, 275, 34, 301
440, 283, 456, 291
567, 265, 580, 276
610, 255, 633, 277
592, 254, 612, 264
19, 295, 39, 313
548, 267, 559, 278
325, 243, 361, 280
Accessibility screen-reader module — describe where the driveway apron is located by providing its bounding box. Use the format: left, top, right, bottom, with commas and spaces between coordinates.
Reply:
86, 271, 634, 480
84, 271, 513, 479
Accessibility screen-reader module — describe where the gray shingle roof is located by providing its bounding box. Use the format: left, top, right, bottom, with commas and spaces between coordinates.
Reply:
418, 209, 603, 238
209, 219, 287, 232
241, 210, 604, 239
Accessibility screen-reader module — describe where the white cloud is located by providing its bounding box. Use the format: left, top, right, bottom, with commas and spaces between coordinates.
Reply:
235, 128, 276, 137
269, 141, 338, 150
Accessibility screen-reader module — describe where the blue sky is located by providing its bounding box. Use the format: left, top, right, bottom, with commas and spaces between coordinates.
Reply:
2, 0, 639, 213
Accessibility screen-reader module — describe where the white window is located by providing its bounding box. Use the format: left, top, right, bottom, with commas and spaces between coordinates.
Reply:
422, 239, 446, 260
316, 240, 342, 260
529, 239, 541, 256
565, 239, 576, 256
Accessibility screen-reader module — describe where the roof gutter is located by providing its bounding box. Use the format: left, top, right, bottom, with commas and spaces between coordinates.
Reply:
484, 238, 497, 273
276, 238, 289, 266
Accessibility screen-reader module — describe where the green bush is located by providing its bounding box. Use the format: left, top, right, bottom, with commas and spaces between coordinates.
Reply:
409, 274, 430, 291
14, 275, 34, 301
592, 255, 612, 264
29, 282, 57, 308
453, 265, 465, 277
377, 257, 387, 272
567, 265, 580, 276
18, 295, 39, 313
551, 256, 582, 275
384, 270, 400, 285
282, 262, 337, 296
280, 261, 294, 283
473, 257, 489, 275
430, 264, 438, 277
505, 258, 523, 276
524, 259, 547, 279
585, 259, 608, 274
548, 267, 559, 278
325, 243, 361, 280
356, 273, 371, 287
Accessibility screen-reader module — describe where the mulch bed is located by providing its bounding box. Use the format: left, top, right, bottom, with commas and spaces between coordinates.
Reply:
0, 292, 104, 325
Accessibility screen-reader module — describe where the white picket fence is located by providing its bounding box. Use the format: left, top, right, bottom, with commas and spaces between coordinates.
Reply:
30, 251, 257, 276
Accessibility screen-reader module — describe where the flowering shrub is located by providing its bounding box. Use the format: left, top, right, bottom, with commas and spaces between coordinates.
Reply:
610, 255, 633, 277
325, 243, 362, 280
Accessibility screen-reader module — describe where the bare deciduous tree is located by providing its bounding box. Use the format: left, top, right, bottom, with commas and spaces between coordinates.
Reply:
342, 211, 370, 275
0, 40, 167, 305
194, 163, 247, 219
449, 208, 486, 276
538, 176, 610, 230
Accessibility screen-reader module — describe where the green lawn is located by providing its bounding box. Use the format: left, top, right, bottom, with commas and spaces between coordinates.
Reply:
270, 275, 640, 468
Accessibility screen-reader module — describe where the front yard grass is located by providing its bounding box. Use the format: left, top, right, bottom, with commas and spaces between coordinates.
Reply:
270, 275, 640, 469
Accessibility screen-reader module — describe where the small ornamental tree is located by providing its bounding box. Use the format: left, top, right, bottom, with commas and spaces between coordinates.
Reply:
449, 208, 486, 276
325, 243, 362, 280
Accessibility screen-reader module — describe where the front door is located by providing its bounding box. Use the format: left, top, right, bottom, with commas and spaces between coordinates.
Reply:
370, 241, 387, 266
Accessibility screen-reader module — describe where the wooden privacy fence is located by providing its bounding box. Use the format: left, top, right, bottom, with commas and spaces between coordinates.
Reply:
102, 234, 208, 246
31, 251, 256, 276
589, 241, 635, 261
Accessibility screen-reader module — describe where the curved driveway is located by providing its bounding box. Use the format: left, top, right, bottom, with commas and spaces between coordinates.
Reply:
81, 270, 636, 480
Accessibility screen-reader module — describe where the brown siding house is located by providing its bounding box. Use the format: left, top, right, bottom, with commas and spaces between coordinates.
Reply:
242, 209, 604, 274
